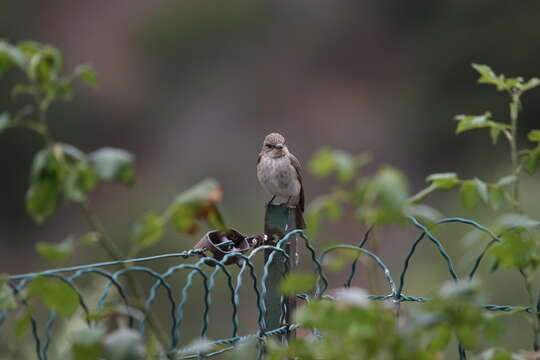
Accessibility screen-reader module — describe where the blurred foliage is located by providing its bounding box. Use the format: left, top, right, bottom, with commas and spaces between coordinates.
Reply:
1, 36, 540, 359
266, 282, 506, 360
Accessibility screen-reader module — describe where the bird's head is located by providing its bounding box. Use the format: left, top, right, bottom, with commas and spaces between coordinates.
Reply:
261, 133, 287, 158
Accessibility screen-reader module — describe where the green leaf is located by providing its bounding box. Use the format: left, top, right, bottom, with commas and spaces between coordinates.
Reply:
524, 146, 540, 175
472, 64, 506, 90
64, 164, 98, 202
15, 308, 32, 337
0, 41, 26, 73
408, 183, 437, 203
521, 78, 540, 92
26, 178, 59, 223
460, 180, 479, 210
0, 112, 10, 133
279, 272, 318, 295
131, 212, 165, 250
428, 323, 452, 351
489, 228, 537, 269
488, 185, 504, 211
528, 130, 540, 143
309, 148, 335, 178
489, 126, 501, 144
72, 327, 106, 360
426, 172, 459, 190
90, 147, 135, 184
28, 276, 79, 317
36, 237, 75, 264
496, 213, 540, 228
496, 175, 516, 187
0, 275, 16, 310
454, 113, 509, 141
74, 64, 98, 88
172, 179, 225, 233
405, 204, 443, 223
308, 148, 370, 183
474, 178, 489, 204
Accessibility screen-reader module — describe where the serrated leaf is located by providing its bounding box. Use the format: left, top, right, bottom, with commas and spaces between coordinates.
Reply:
279, 272, 318, 295
472, 63, 506, 90
474, 178, 489, 204
0, 275, 16, 310
426, 172, 459, 190
460, 180, 479, 210
132, 212, 165, 250
36, 237, 75, 264
90, 147, 135, 184
74, 64, 98, 88
28, 276, 79, 317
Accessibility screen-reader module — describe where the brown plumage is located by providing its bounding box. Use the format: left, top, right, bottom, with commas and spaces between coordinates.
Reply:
257, 133, 305, 228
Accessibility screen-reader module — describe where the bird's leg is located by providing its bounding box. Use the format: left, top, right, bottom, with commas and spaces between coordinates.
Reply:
267, 195, 276, 207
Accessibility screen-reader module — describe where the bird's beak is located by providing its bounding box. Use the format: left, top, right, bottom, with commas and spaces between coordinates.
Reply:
275, 144, 284, 150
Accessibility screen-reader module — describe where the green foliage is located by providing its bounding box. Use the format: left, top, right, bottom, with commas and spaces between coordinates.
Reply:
309, 148, 370, 183
71, 327, 107, 360
489, 227, 540, 270
36, 236, 75, 264
268, 282, 500, 360
420, 280, 500, 350
0, 275, 16, 311
455, 113, 509, 144
27, 276, 79, 317
131, 211, 165, 252
278, 272, 318, 295
170, 178, 225, 233
90, 148, 135, 185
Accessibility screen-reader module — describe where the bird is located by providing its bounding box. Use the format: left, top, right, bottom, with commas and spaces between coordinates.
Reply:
257, 132, 305, 229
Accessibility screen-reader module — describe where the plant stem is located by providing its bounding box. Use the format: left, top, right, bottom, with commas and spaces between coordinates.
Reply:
509, 92, 521, 211
80, 201, 173, 357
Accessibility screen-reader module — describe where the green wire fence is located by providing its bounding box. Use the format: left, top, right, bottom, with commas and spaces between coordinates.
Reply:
1, 211, 538, 360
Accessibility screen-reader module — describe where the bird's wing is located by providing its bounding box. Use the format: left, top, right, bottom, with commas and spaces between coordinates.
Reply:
257, 152, 262, 165
289, 153, 304, 212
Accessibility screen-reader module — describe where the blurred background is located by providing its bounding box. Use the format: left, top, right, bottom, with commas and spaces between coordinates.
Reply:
2, 0, 540, 356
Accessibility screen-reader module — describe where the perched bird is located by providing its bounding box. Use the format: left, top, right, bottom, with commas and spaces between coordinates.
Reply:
257, 133, 305, 229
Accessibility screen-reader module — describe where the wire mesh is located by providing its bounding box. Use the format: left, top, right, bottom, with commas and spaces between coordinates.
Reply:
1, 216, 537, 359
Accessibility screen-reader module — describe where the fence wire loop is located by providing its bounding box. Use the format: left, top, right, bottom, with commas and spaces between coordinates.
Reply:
2, 217, 538, 359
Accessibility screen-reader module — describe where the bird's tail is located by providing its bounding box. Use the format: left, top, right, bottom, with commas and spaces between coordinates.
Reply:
295, 206, 306, 229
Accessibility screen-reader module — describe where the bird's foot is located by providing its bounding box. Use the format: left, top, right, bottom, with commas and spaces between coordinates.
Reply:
266, 195, 277, 207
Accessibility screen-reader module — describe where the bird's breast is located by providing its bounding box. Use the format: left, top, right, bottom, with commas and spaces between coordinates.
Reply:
257, 156, 300, 197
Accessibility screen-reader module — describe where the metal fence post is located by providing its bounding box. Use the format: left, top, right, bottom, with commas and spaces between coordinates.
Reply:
264, 204, 298, 341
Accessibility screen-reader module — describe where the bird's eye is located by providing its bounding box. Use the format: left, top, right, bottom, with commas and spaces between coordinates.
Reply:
265, 144, 273, 148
